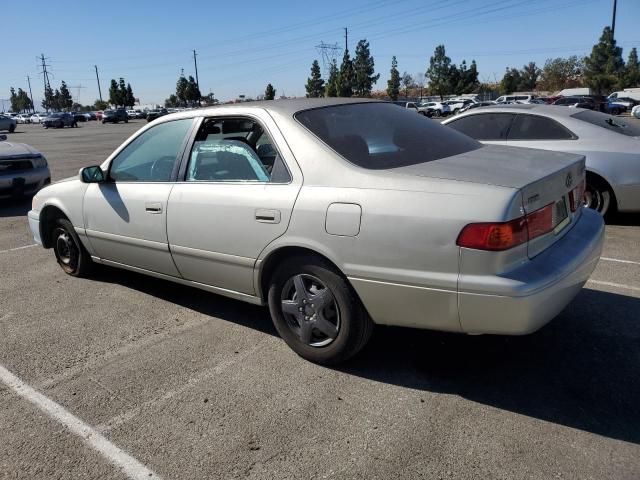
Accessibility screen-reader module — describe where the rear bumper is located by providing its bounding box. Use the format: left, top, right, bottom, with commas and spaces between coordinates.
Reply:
458, 208, 605, 334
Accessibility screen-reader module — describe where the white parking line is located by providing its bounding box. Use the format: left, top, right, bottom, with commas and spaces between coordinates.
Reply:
600, 257, 640, 266
0, 364, 162, 480
0, 244, 37, 254
587, 279, 640, 293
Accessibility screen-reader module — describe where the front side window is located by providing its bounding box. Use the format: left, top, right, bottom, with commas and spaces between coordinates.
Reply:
110, 118, 193, 182
508, 114, 575, 140
446, 113, 515, 141
185, 117, 290, 182
295, 102, 480, 169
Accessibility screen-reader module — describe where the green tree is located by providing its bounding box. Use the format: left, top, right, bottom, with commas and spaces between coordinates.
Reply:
165, 94, 179, 108
305, 60, 325, 98
94, 99, 109, 110
117, 78, 128, 107
500, 67, 521, 94
202, 92, 217, 105
337, 49, 354, 97
584, 26, 625, 94
387, 56, 401, 100
58, 81, 73, 111
9, 88, 19, 112
125, 83, 136, 108
264, 83, 276, 100
185, 76, 201, 105
41, 85, 54, 111
401, 72, 413, 98
325, 59, 339, 97
352, 39, 379, 97
624, 47, 640, 87
538, 56, 584, 91
426, 44, 452, 99
108, 79, 120, 107
518, 62, 541, 91
176, 75, 189, 106
17, 88, 33, 112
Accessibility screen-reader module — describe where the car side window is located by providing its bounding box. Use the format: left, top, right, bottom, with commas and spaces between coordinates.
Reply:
447, 113, 515, 140
110, 118, 193, 182
185, 117, 290, 183
508, 115, 575, 140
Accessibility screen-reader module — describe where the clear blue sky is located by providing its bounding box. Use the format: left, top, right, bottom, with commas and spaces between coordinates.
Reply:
2, 0, 639, 109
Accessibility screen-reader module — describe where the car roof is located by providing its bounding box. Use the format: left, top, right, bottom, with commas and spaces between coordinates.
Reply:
155, 98, 381, 122
446, 104, 582, 121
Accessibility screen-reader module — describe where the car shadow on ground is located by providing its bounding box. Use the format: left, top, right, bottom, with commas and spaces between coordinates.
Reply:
0, 198, 31, 218
609, 212, 640, 226
87, 267, 640, 445
341, 288, 640, 445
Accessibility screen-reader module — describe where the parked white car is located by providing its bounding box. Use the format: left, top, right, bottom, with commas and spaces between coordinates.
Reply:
444, 98, 477, 115
13, 114, 31, 124
632, 104, 640, 119
30, 113, 48, 124
496, 95, 538, 104
417, 101, 451, 117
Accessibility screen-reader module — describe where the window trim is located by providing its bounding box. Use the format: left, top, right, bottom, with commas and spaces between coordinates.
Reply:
506, 113, 578, 141
107, 117, 197, 183
176, 113, 293, 185
447, 112, 516, 141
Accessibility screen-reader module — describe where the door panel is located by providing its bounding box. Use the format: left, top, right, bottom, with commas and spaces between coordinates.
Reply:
84, 183, 180, 276
167, 183, 299, 294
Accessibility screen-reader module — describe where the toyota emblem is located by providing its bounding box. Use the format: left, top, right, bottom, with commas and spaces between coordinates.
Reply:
565, 172, 573, 188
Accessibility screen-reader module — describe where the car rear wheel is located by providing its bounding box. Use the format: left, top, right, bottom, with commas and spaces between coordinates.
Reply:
584, 176, 615, 217
9, 124, 15, 133
267, 255, 373, 365
435, 109, 442, 117
52, 218, 93, 277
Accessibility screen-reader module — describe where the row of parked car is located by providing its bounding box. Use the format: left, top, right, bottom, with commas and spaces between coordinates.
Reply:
395, 91, 640, 119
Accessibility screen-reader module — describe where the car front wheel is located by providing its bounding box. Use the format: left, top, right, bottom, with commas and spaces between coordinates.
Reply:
267, 255, 373, 365
52, 218, 93, 277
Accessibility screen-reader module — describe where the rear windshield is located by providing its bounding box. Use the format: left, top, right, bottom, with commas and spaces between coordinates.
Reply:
572, 110, 640, 137
295, 102, 480, 169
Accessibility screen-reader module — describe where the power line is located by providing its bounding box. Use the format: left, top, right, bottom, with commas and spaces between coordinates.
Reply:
26, 76, 35, 113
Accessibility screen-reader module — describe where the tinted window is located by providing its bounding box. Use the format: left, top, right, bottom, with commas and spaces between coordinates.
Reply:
446, 113, 515, 140
110, 119, 193, 182
572, 110, 640, 137
508, 114, 575, 140
295, 102, 480, 169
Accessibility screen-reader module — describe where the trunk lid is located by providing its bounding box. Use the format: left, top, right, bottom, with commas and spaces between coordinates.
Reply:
389, 144, 586, 259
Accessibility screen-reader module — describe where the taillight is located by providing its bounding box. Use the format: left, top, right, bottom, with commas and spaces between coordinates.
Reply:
457, 203, 555, 251
568, 180, 585, 212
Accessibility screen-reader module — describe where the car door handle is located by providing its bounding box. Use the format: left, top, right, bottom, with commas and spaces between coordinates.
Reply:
255, 209, 281, 224
145, 202, 163, 214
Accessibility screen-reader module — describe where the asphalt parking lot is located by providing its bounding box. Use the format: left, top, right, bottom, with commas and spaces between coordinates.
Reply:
1, 120, 639, 479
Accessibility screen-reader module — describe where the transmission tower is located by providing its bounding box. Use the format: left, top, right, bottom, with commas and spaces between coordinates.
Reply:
68, 84, 87, 105
37, 54, 53, 111
315, 41, 342, 78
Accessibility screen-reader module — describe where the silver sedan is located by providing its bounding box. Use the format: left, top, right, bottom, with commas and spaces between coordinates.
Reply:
442, 104, 640, 216
28, 99, 604, 364
0, 135, 50, 199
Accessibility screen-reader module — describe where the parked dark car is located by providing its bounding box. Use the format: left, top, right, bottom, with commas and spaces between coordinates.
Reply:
102, 109, 129, 124
553, 97, 596, 109
146, 108, 169, 122
43, 113, 77, 129
72, 112, 88, 122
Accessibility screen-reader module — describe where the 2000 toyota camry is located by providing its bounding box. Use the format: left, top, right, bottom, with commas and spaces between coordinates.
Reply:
28, 99, 604, 364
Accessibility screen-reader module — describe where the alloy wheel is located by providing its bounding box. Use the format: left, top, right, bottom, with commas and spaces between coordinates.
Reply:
280, 274, 340, 347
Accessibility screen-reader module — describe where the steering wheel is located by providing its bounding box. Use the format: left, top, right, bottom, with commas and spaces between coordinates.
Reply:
150, 156, 175, 180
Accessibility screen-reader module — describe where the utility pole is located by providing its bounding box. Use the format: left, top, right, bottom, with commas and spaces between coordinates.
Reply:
26, 76, 35, 113
94, 65, 103, 102
193, 49, 201, 106
38, 54, 52, 112
344, 27, 348, 52
611, 0, 617, 40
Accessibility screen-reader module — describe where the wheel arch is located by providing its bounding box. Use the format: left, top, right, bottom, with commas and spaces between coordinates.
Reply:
39, 204, 72, 248
586, 169, 618, 207
256, 245, 347, 303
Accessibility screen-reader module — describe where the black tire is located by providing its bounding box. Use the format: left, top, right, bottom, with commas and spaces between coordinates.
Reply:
125, 119, 128, 123
102, 120, 106, 124
267, 255, 373, 365
9, 124, 15, 133
585, 175, 616, 217
51, 218, 93, 277
435, 109, 442, 117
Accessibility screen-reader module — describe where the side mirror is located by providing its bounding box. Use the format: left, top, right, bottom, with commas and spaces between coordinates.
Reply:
79, 166, 105, 183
